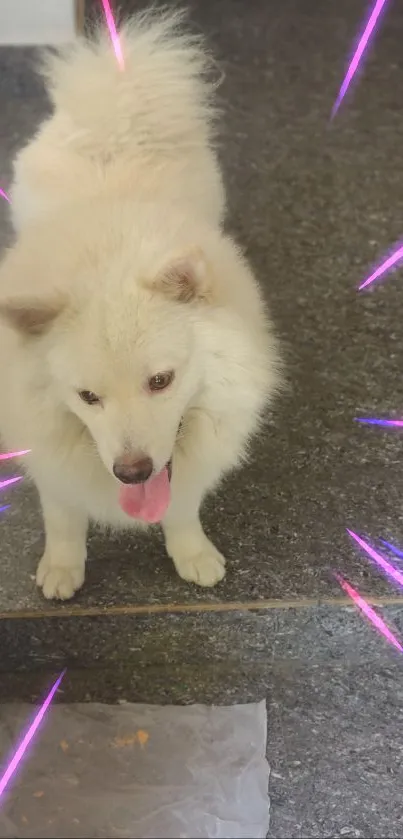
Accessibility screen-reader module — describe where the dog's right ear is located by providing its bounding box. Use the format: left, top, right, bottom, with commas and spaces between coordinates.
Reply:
0, 296, 65, 337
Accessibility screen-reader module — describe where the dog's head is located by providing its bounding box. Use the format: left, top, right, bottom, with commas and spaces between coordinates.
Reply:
0, 212, 216, 521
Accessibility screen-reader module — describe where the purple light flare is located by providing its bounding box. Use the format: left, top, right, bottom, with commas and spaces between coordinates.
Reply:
0, 450, 30, 462
335, 573, 403, 653
0, 669, 66, 802
347, 529, 403, 591
359, 241, 403, 290
355, 417, 403, 428
332, 0, 390, 118
0, 476, 23, 492
0, 188, 10, 203
101, 0, 124, 70
0, 506, 10, 514
380, 539, 403, 560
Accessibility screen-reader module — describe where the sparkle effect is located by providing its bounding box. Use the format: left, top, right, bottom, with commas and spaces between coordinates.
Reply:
355, 417, 403, 427
347, 529, 403, 591
332, 0, 390, 117
359, 242, 403, 290
101, 0, 124, 70
335, 573, 403, 653
0, 188, 10, 203
0, 450, 30, 462
0, 476, 23, 491
0, 670, 66, 801
380, 540, 403, 560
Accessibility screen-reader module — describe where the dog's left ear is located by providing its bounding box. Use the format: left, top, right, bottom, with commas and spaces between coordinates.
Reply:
152, 247, 212, 304
0, 296, 65, 337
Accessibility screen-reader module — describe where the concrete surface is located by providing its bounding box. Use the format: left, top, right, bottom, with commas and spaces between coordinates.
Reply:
1, 0, 403, 836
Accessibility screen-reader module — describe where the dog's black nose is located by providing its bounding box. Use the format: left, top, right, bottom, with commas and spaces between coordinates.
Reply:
113, 455, 153, 484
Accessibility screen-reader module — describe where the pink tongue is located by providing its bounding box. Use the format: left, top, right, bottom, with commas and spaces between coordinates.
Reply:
118, 466, 171, 523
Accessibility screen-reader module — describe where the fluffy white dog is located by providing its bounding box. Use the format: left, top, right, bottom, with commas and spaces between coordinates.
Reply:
0, 10, 281, 599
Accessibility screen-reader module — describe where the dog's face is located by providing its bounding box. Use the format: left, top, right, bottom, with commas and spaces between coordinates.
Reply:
50, 283, 199, 479
0, 244, 211, 487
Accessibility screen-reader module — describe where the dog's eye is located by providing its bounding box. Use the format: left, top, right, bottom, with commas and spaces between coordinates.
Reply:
148, 371, 174, 392
78, 390, 101, 405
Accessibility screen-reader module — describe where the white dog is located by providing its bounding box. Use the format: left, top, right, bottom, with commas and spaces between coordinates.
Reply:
0, 10, 281, 599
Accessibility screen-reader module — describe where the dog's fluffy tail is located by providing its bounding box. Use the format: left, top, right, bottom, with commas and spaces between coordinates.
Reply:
40, 7, 218, 159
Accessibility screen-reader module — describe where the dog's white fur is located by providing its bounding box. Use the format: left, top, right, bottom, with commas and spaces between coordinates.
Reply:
0, 10, 281, 599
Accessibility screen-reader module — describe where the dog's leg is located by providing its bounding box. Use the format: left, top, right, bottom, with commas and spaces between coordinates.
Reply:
36, 494, 88, 600
163, 512, 226, 587
162, 413, 235, 588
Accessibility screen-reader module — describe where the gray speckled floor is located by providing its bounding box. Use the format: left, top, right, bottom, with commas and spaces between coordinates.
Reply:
1, 0, 403, 836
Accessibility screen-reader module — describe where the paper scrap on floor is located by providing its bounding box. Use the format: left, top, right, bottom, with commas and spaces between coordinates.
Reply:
0, 700, 270, 838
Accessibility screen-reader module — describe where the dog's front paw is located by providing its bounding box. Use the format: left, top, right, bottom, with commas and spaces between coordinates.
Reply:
172, 540, 226, 587
36, 554, 85, 600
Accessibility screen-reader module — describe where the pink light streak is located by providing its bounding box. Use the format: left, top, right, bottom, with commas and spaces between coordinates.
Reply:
0, 450, 30, 462
0, 669, 66, 802
335, 573, 403, 653
0, 476, 22, 491
332, 0, 390, 118
0, 188, 10, 203
347, 529, 403, 591
359, 242, 403, 290
100, 0, 124, 70
355, 417, 403, 427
